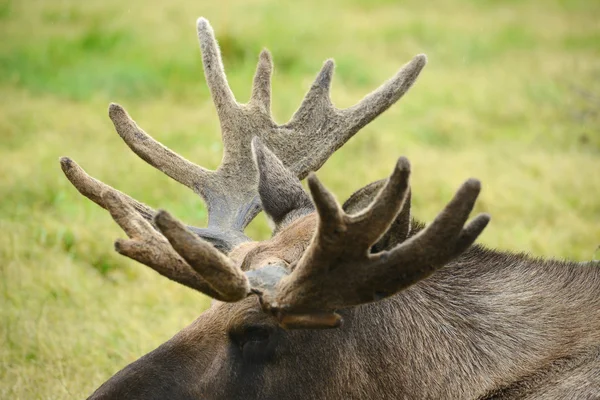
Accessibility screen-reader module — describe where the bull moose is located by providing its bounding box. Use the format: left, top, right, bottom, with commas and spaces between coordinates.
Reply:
60, 17, 600, 399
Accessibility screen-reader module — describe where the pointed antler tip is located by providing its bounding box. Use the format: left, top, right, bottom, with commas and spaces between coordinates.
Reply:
154, 209, 171, 224
197, 17, 210, 30
108, 103, 125, 118
196, 17, 215, 40
316, 59, 335, 87
414, 53, 428, 65
307, 173, 340, 215
259, 48, 272, 61
464, 178, 481, 192
250, 136, 265, 163
154, 209, 184, 235
396, 156, 411, 172
113, 239, 123, 253
59, 156, 72, 168
59, 157, 81, 178
461, 213, 492, 245
398, 54, 427, 77
306, 173, 324, 198
251, 136, 263, 147
387, 157, 411, 188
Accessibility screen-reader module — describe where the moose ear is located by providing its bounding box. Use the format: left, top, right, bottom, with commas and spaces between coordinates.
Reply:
343, 179, 412, 252
252, 137, 314, 232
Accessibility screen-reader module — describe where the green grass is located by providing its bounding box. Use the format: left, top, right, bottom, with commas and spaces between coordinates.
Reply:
1, 0, 599, 397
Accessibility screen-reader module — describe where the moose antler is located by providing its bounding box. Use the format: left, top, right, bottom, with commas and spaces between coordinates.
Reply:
157, 142, 490, 329
274, 169, 490, 313
61, 17, 426, 260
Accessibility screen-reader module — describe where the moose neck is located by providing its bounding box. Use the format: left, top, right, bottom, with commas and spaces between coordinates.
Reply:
350, 245, 600, 398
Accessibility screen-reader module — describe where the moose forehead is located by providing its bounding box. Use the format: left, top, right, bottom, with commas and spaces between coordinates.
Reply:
191, 217, 320, 336
228, 214, 317, 272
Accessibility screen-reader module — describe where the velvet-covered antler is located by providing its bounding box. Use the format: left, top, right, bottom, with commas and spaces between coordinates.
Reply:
61, 17, 426, 261
273, 169, 490, 313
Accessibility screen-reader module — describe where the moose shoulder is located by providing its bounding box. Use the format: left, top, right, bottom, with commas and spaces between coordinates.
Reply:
60, 17, 600, 400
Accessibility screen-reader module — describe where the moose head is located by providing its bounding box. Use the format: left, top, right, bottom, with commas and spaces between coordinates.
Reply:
60, 17, 600, 400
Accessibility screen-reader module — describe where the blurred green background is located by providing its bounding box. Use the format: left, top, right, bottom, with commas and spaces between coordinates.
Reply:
1, 0, 599, 397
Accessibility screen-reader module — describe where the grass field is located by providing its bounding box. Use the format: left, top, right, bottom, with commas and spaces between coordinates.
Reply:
1, 0, 599, 397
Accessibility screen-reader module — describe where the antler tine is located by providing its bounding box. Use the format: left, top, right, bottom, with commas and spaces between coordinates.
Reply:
60, 157, 155, 222
288, 60, 335, 128
250, 50, 273, 113
348, 157, 411, 248
252, 137, 314, 231
454, 213, 491, 255
196, 17, 237, 118
339, 54, 427, 133
342, 179, 413, 253
101, 190, 231, 301
108, 104, 210, 192
306, 173, 344, 229
155, 210, 250, 301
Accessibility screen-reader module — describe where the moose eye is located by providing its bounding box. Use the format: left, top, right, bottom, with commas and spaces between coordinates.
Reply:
232, 325, 278, 363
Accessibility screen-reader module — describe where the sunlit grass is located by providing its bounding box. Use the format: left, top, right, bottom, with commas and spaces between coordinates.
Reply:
1, 0, 599, 397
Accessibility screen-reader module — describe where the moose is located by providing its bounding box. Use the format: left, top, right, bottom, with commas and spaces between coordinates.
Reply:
60, 18, 600, 399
